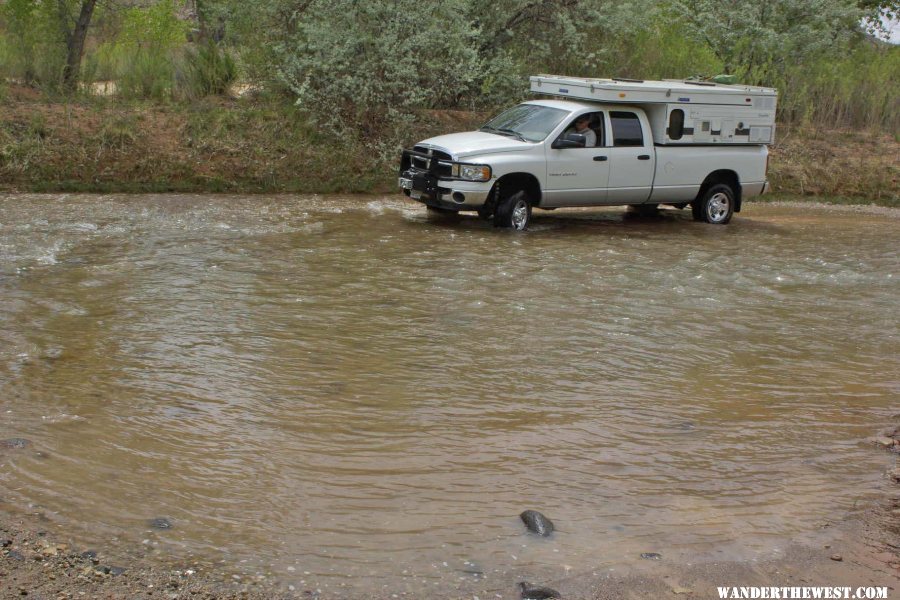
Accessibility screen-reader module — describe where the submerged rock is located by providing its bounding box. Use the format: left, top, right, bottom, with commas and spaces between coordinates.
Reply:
148, 517, 173, 530
891, 468, 900, 483
519, 581, 561, 599
640, 552, 662, 560
520, 510, 554, 536
1, 438, 31, 450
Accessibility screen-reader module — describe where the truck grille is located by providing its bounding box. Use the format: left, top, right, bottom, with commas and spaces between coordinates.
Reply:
411, 146, 453, 177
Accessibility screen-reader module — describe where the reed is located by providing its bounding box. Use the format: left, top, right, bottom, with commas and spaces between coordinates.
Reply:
775, 44, 900, 133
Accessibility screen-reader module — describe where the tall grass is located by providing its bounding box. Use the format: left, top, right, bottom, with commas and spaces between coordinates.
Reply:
776, 43, 900, 133
177, 42, 237, 99
0, 10, 67, 93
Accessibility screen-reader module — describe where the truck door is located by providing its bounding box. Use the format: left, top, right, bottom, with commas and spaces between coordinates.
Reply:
606, 111, 655, 204
542, 111, 609, 207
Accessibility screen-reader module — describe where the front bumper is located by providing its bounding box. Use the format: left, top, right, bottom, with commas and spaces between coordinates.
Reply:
398, 170, 490, 211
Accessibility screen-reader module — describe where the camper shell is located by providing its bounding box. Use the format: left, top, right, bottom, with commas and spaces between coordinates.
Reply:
530, 75, 778, 145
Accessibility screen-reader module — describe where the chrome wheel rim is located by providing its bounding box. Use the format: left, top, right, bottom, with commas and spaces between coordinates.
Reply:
511, 200, 529, 230
707, 192, 730, 223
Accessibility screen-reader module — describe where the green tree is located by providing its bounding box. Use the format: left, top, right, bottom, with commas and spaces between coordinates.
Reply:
1, 0, 101, 91
60, 0, 99, 90
276, 0, 482, 130
671, 0, 864, 83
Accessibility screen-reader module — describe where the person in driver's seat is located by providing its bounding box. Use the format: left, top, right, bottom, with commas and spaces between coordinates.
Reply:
570, 115, 597, 147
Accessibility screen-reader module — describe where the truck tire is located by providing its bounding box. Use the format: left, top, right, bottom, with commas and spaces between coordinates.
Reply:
493, 189, 531, 231
694, 184, 735, 224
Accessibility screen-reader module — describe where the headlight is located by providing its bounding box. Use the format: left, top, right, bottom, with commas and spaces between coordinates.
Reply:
457, 164, 491, 182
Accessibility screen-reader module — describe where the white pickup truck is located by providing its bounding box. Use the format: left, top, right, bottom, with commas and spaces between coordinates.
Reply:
399, 76, 775, 230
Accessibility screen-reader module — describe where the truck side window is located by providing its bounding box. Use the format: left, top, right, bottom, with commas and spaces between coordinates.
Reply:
668, 109, 684, 140
558, 111, 604, 148
610, 111, 644, 147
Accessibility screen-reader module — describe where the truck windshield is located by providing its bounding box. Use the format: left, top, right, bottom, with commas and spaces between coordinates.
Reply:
480, 104, 567, 143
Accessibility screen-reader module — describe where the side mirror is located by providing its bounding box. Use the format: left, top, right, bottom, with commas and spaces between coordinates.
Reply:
552, 132, 586, 149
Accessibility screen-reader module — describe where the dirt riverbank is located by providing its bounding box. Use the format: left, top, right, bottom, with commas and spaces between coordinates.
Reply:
1, 85, 898, 204
3, 428, 898, 599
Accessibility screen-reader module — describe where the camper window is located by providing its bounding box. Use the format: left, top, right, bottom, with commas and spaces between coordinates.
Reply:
669, 109, 685, 140
610, 111, 644, 147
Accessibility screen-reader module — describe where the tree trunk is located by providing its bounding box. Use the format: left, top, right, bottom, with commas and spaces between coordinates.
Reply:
62, 0, 98, 92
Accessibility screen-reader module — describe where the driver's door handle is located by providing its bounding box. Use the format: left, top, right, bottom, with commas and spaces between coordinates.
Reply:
593, 156, 608, 162
638, 155, 651, 160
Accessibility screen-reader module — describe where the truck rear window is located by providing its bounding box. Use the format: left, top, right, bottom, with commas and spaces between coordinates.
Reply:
610, 111, 644, 147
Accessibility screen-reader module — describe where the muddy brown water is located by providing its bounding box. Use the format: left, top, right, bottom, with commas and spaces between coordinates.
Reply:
0, 194, 897, 596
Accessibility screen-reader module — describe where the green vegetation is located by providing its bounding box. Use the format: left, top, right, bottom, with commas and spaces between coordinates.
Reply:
0, 0, 897, 202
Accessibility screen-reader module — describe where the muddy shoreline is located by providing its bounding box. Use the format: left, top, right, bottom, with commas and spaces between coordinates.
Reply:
3, 428, 898, 599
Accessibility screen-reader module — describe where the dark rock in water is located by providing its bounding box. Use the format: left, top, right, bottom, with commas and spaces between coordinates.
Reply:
7, 550, 25, 561
109, 565, 126, 576
80, 550, 97, 560
1, 438, 31, 450
1, 538, 11, 548
460, 559, 484, 577
520, 510, 554, 536
148, 517, 173, 530
640, 552, 662, 560
519, 581, 561, 599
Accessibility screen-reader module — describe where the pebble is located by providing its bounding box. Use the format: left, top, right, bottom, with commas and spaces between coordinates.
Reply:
1, 438, 31, 450
640, 553, 662, 560
518, 581, 561, 599
7, 550, 25, 561
520, 510, 554, 536
831, 554, 843, 561
148, 517, 173, 530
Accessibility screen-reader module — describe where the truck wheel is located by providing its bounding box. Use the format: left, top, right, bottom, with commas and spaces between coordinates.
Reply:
493, 189, 531, 231
691, 200, 704, 221
695, 184, 734, 224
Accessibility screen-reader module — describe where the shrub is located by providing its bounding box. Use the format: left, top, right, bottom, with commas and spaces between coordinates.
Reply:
177, 41, 237, 99
276, 0, 481, 134
102, 0, 187, 100
0, 0, 67, 92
